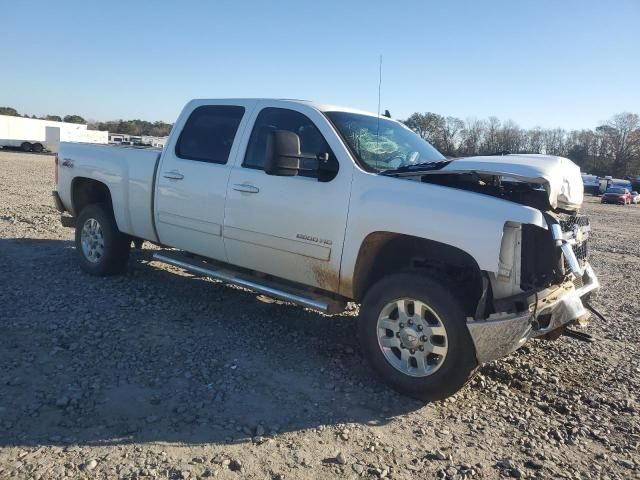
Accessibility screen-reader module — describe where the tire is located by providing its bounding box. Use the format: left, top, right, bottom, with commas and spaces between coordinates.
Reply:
21, 142, 32, 152
32, 143, 43, 153
75, 203, 130, 275
359, 273, 477, 401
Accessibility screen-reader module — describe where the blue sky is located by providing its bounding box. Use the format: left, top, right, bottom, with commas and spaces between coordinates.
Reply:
1, 0, 638, 129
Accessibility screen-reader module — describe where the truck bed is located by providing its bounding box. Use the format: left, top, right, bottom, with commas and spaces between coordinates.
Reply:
57, 142, 161, 242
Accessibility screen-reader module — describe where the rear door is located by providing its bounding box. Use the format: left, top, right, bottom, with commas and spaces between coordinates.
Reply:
154, 100, 256, 260
223, 101, 353, 291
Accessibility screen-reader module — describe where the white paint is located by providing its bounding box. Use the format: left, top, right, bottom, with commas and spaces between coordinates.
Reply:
56, 99, 585, 299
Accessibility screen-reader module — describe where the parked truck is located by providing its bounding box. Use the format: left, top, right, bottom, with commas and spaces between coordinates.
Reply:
52, 99, 599, 400
0, 114, 108, 152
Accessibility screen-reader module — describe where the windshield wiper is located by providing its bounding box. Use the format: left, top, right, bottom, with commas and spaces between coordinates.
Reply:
380, 159, 453, 176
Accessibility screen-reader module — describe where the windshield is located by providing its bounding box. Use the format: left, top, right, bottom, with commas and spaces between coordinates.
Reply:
325, 111, 445, 172
606, 188, 626, 194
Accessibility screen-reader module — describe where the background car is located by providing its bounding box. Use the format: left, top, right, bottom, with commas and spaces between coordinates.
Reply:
601, 187, 632, 205
630, 191, 640, 204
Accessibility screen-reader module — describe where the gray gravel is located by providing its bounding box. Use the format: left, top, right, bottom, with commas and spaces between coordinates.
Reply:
1, 150, 639, 479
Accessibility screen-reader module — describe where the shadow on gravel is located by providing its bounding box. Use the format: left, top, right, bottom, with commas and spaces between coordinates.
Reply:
0, 238, 423, 448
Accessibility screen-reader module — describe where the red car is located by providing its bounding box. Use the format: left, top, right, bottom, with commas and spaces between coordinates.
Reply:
601, 187, 632, 205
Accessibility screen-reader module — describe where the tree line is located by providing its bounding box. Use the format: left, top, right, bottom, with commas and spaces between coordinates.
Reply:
88, 120, 172, 138
0, 106, 86, 124
3, 104, 639, 176
403, 111, 640, 177
0, 107, 172, 137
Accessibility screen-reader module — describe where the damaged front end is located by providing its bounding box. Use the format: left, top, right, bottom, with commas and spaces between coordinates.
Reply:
408, 153, 599, 364
466, 211, 599, 364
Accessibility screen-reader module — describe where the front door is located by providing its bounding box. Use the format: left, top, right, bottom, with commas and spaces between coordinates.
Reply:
154, 101, 255, 260
224, 102, 353, 291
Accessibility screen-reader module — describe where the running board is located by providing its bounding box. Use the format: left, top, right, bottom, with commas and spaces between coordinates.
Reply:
152, 252, 346, 314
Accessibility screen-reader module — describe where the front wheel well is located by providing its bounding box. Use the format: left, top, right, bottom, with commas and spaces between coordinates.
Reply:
352, 232, 484, 317
71, 177, 113, 218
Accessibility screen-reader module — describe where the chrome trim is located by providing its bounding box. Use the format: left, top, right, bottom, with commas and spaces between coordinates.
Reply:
551, 222, 582, 276
532, 263, 599, 335
561, 243, 582, 275
467, 263, 600, 364
153, 253, 331, 313
467, 312, 532, 364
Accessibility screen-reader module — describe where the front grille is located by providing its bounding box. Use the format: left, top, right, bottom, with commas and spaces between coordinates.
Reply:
558, 213, 590, 267
572, 273, 584, 289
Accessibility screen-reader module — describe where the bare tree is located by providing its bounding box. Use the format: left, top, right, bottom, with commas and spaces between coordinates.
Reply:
602, 113, 640, 176
460, 117, 486, 156
498, 120, 524, 153
402, 110, 640, 177
482, 117, 501, 153
525, 127, 544, 153
441, 116, 465, 156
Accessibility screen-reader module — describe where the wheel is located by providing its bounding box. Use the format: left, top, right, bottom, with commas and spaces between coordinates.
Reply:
21, 142, 32, 152
75, 203, 130, 275
358, 273, 477, 401
32, 143, 44, 153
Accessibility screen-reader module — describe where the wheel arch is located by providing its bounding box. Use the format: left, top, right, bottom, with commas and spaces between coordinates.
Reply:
71, 177, 116, 222
350, 231, 485, 317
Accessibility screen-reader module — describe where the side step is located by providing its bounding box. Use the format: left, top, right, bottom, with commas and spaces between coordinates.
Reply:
152, 252, 346, 314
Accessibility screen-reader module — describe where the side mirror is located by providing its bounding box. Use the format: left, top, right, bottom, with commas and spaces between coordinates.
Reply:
264, 130, 304, 176
264, 130, 326, 177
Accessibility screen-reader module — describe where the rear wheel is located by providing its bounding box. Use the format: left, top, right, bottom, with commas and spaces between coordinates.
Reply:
75, 203, 130, 275
20, 142, 32, 152
32, 143, 44, 153
358, 273, 477, 401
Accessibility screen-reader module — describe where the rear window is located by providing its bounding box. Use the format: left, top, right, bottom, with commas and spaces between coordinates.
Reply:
176, 105, 245, 164
606, 188, 625, 194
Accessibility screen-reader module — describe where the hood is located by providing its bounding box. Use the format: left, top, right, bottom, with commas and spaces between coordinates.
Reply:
425, 154, 584, 210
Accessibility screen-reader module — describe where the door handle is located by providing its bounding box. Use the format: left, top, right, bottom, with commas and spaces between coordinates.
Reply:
232, 183, 259, 194
163, 170, 184, 180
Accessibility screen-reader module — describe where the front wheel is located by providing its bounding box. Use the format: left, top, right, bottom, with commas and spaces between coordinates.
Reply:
359, 273, 478, 401
75, 203, 131, 275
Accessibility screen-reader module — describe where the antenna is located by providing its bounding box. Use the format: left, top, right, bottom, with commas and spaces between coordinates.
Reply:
376, 55, 382, 168
377, 54, 382, 120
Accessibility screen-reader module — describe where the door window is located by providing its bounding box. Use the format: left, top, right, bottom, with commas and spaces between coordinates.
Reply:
243, 107, 338, 180
176, 105, 245, 164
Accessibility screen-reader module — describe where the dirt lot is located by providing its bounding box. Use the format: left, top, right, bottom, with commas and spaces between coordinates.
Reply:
0, 150, 638, 479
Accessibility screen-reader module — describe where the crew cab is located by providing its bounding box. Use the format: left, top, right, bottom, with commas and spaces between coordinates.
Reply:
53, 99, 599, 400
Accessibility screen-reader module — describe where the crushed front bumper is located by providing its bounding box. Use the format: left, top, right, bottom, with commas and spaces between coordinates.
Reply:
467, 263, 600, 364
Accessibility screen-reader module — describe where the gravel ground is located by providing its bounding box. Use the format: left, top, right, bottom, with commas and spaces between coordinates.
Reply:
0, 150, 638, 480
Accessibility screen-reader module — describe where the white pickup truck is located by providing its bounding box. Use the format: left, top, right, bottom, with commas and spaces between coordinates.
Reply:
53, 99, 599, 400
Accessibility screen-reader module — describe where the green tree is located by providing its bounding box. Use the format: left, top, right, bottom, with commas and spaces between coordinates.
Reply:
63, 114, 87, 124
403, 112, 446, 151
89, 119, 172, 136
0, 106, 20, 116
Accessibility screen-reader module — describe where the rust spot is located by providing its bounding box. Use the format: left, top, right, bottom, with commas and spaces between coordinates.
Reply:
339, 275, 354, 299
311, 263, 341, 293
